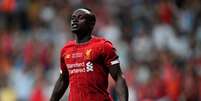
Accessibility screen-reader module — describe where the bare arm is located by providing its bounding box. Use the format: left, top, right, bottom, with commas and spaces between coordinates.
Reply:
50, 73, 69, 101
109, 64, 128, 101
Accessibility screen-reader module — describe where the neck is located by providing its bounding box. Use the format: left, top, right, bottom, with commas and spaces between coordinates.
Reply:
75, 33, 92, 44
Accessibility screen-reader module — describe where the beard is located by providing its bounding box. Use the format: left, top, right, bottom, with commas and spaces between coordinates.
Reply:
71, 26, 92, 35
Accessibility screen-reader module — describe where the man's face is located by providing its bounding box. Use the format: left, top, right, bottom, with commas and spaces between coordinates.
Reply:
70, 9, 92, 34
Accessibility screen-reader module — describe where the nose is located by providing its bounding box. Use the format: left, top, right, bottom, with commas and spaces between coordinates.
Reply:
72, 17, 78, 23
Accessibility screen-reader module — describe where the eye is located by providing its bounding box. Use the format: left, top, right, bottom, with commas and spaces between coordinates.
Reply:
78, 15, 85, 20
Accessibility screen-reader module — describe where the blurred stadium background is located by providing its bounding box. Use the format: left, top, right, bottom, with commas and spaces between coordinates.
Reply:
0, 0, 201, 101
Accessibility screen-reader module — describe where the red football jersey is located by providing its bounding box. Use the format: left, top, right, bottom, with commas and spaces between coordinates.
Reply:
60, 36, 119, 101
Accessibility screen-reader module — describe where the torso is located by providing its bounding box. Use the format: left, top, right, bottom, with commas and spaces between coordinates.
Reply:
61, 36, 112, 101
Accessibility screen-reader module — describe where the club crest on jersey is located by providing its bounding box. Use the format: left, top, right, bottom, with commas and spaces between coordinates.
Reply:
85, 49, 92, 60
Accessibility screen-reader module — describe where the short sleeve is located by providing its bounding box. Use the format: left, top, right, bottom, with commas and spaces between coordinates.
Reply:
102, 41, 120, 67
60, 49, 68, 74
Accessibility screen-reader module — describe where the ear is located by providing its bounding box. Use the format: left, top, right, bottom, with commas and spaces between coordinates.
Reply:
89, 21, 95, 29
87, 14, 96, 27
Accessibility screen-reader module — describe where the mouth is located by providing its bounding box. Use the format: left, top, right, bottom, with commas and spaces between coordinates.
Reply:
71, 24, 78, 28
71, 23, 78, 29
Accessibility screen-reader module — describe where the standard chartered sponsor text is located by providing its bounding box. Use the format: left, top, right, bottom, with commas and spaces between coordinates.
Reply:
66, 62, 85, 69
69, 68, 86, 74
67, 61, 94, 74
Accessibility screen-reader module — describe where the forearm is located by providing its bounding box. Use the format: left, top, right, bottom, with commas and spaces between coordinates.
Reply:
50, 74, 69, 101
115, 76, 128, 101
109, 64, 128, 101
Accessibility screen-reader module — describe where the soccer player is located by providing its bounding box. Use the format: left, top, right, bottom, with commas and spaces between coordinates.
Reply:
50, 8, 128, 101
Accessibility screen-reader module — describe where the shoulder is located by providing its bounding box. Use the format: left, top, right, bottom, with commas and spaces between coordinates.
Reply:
61, 40, 75, 55
92, 36, 113, 45
92, 36, 115, 53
